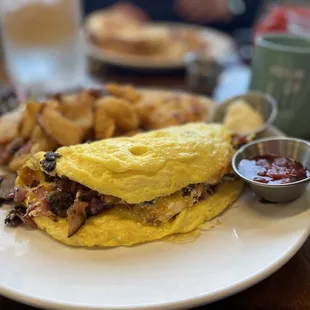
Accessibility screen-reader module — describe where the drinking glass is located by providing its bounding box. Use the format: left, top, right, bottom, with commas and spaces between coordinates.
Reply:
250, 33, 310, 138
0, 0, 86, 97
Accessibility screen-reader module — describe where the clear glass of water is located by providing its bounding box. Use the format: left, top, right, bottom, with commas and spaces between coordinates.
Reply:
0, 0, 86, 97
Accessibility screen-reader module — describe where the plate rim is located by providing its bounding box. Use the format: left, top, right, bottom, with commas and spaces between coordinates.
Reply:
85, 21, 236, 69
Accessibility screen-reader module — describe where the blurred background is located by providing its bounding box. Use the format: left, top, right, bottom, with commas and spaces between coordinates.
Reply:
0, 0, 309, 91
0, 0, 310, 133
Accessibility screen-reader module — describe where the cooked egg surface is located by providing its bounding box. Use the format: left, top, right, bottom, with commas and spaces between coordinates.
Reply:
24, 123, 234, 204
34, 180, 243, 248
223, 100, 264, 135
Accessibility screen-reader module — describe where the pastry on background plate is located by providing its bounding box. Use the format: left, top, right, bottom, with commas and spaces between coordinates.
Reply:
86, 10, 169, 55
5, 123, 243, 248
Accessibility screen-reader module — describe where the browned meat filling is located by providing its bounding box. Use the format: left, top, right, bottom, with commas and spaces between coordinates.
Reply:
5, 175, 222, 237
0, 173, 17, 201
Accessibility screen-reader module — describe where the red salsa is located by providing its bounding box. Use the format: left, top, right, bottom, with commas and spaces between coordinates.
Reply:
239, 155, 310, 185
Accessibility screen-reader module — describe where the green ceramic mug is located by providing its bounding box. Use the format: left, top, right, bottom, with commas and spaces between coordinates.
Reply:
250, 33, 310, 138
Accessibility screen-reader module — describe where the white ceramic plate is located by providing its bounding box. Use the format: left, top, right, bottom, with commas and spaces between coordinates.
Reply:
86, 22, 236, 69
1, 126, 310, 310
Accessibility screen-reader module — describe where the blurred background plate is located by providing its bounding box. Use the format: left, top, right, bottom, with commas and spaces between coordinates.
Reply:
86, 22, 236, 70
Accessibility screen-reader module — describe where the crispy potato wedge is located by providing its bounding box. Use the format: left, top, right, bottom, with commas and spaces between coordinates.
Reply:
0, 108, 23, 144
135, 101, 156, 129
106, 83, 141, 103
31, 125, 58, 151
96, 97, 139, 132
9, 153, 32, 172
0, 136, 25, 165
40, 103, 85, 146
79, 89, 99, 107
8, 126, 59, 172
60, 93, 94, 132
94, 105, 116, 140
59, 95, 80, 120
19, 101, 42, 138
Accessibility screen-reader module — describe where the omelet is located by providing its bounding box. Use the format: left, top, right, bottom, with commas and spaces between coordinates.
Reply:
7, 123, 243, 248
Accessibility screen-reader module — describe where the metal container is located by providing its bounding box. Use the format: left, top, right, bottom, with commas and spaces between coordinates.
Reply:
185, 52, 223, 95
209, 91, 278, 137
232, 137, 310, 203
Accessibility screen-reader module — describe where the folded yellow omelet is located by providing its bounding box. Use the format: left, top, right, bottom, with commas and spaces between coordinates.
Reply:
12, 123, 243, 248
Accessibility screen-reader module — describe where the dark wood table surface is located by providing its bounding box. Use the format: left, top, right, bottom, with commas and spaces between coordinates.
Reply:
1, 64, 310, 310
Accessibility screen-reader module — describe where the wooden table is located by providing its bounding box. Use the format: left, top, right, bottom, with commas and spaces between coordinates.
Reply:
1, 64, 310, 310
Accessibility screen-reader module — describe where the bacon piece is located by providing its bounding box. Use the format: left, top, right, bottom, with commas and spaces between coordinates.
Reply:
27, 186, 50, 217
5, 186, 27, 205
13, 187, 27, 205
0, 173, 17, 200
